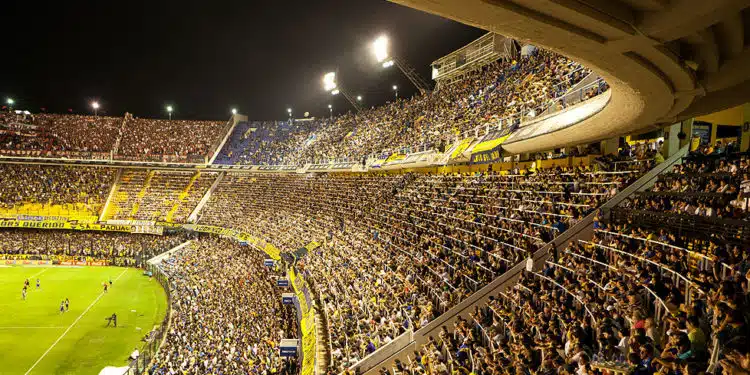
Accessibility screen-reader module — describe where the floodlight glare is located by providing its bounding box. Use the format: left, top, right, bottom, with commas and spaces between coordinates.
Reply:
323, 72, 337, 92
91, 102, 100, 109
331, 89, 340, 95
356, 95, 362, 101
166, 106, 173, 112
393, 85, 398, 90
231, 108, 238, 115
328, 104, 332, 109
287, 108, 292, 113
382, 60, 395, 68
6, 98, 14, 105
372, 35, 390, 63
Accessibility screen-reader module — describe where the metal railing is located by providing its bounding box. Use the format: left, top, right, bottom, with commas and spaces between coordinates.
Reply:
125, 262, 172, 374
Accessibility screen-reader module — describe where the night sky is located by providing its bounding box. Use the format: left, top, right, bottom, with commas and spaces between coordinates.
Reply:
0, 1, 485, 121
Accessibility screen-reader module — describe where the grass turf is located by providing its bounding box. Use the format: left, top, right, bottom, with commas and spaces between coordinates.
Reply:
0, 266, 168, 375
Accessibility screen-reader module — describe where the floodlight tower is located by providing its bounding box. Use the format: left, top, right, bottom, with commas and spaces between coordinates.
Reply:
91, 101, 100, 116
322, 72, 363, 112
166, 105, 174, 120
372, 35, 432, 94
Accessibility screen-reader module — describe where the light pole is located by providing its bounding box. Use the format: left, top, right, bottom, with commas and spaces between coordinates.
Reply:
393, 85, 398, 99
287, 108, 292, 120
91, 101, 100, 116
322, 71, 363, 112
371, 35, 431, 94
166, 105, 173, 120
328, 104, 332, 119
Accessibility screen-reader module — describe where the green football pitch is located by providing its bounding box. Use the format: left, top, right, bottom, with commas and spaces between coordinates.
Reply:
0, 266, 168, 375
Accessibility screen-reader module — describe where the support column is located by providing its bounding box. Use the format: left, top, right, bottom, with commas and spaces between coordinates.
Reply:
600, 137, 619, 155
662, 122, 681, 158
679, 118, 694, 149
741, 104, 750, 152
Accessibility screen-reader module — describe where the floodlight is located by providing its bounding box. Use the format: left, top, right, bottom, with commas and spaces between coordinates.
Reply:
382, 60, 395, 68
287, 108, 292, 113
323, 72, 337, 92
91, 102, 100, 109
356, 95, 362, 101
393, 85, 398, 90
331, 89, 340, 95
231, 108, 238, 115
6, 98, 14, 105
166, 106, 173, 112
372, 35, 390, 63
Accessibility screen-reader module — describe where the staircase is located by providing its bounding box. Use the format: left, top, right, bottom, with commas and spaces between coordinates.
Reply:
129, 170, 154, 219
165, 171, 201, 222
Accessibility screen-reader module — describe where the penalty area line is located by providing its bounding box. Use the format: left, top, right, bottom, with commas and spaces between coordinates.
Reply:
23, 268, 128, 375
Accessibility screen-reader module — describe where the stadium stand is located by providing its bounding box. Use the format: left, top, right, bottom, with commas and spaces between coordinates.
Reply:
0, 164, 115, 222
0, 229, 188, 266
103, 169, 218, 223
151, 237, 299, 375
0, 112, 228, 162
211, 49, 598, 166
195, 164, 647, 371
116, 116, 228, 162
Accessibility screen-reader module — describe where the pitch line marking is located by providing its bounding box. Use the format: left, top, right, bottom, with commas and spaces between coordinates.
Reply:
0, 326, 67, 329
24, 269, 128, 375
28, 268, 50, 279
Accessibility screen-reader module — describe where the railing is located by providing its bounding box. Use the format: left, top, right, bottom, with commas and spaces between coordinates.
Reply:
454, 77, 608, 142
125, 262, 172, 374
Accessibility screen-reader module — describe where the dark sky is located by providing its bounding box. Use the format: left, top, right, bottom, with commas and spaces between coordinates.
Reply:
0, 1, 485, 121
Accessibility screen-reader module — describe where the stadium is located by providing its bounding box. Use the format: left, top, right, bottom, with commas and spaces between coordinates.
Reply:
1, 1, 749, 375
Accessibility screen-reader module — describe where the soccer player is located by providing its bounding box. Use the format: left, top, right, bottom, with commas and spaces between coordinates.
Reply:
103, 282, 109, 293
65, 298, 70, 312
59, 301, 65, 314
21, 288, 27, 300
24, 279, 30, 289
105, 313, 117, 327
36, 278, 41, 289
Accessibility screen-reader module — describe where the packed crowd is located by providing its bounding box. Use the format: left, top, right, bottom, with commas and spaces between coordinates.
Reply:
622, 154, 750, 219
215, 49, 600, 166
0, 229, 187, 266
0, 164, 115, 212
117, 116, 228, 161
150, 237, 298, 375
196, 165, 643, 371
105, 170, 218, 223
0, 110, 228, 161
380, 154, 749, 375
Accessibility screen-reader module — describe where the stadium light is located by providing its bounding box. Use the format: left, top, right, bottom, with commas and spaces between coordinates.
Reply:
382, 60, 395, 68
331, 89, 340, 95
231, 108, 238, 115
328, 104, 333, 119
356, 95, 362, 102
91, 101, 100, 116
393, 85, 398, 99
372, 35, 390, 63
166, 105, 173, 120
322, 72, 337, 92
6, 98, 14, 106
287, 108, 292, 120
